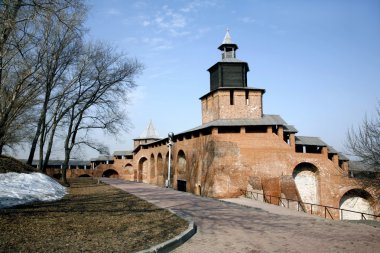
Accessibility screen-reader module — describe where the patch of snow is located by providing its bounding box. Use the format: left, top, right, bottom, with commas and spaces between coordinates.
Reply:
0, 172, 67, 208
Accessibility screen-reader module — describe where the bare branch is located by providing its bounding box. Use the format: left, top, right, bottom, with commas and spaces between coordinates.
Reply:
346, 101, 380, 172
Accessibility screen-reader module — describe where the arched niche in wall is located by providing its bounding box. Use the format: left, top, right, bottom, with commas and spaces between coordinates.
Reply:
292, 162, 320, 205
177, 150, 187, 177
339, 189, 374, 220
124, 163, 133, 175
138, 157, 148, 183
102, 169, 119, 178
156, 153, 164, 186
150, 153, 155, 182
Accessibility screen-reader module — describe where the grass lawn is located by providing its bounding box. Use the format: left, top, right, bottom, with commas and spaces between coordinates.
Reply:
0, 178, 188, 252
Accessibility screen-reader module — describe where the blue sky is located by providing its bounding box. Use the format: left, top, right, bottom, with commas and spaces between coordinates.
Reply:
80, 0, 380, 158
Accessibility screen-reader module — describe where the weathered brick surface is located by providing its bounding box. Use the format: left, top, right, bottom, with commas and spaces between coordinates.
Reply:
202, 89, 263, 123
47, 122, 379, 218
128, 128, 379, 218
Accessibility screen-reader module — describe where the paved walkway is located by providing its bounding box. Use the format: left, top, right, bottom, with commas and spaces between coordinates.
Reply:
102, 179, 380, 253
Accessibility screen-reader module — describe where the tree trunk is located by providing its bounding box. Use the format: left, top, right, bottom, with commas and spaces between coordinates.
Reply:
28, 86, 51, 165
43, 118, 58, 172
38, 112, 47, 173
0, 0, 22, 150
61, 107, 75, 187
38, 135, 44, 173
61, 148, 70, 187
27, 121, 42, 165
0, 107, 12, 152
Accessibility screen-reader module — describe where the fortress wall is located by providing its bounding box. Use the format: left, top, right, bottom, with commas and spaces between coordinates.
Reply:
128, 128, 379, 218
188, 130, 368, 208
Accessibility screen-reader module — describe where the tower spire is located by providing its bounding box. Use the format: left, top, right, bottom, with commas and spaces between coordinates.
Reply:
218, 29, 238, 59
139, 120, 160, 139
222, 28, 233, 44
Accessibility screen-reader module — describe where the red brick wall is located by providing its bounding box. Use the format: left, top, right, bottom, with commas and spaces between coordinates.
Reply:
201, 89, 263, 124
129, 128, 379, 215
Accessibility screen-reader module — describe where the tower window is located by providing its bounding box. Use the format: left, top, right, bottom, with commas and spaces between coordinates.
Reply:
230, 90, 234, 105
245, 90, 249, 105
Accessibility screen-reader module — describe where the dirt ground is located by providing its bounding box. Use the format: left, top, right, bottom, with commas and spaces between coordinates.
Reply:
0, 155, 37, 173
0, 178, 188, 253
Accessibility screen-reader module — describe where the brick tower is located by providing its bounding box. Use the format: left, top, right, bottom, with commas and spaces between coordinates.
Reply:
201, 30, 265, 124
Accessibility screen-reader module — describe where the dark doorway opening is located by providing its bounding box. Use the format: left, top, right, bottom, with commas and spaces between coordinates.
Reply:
53, 173, 62, 180
102, 169, 119, 178
177, 180, 187, 192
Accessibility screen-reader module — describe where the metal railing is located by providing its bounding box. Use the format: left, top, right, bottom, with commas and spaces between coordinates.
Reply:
242, 190, 379, 221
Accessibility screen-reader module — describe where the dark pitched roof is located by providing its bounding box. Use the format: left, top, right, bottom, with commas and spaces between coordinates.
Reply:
284, 125, 298, 133
295, 136, 327, 146
327, 146, 339, 154
338, 153, 349, 161
182, 115, 288, 134
23, 160, 90, 166
113, 151, 133, 156
91, 155, 113, 162
349, 161, 377, 172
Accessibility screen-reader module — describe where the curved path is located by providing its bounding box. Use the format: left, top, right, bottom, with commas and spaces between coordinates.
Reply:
102, 179, 379, 253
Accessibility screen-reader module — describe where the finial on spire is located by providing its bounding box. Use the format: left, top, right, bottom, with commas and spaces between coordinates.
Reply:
222, 28, 233, 44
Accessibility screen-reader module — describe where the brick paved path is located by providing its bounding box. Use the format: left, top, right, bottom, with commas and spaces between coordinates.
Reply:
102, 179, 380, 253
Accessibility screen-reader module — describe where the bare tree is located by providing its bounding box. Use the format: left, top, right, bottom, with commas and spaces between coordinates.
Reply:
346, 102, 380, 172
0, 0, 82, 154
59, 43, 142, 185
26, 1, 86, 167
1, 1, 142, 186
0, 26, 42, 154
